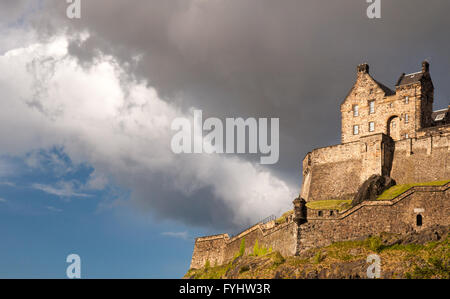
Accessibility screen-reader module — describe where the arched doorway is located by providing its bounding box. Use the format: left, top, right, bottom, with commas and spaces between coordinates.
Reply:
387, 116, 400, 140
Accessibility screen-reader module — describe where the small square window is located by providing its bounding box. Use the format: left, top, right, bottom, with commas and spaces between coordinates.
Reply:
353, 105, 359, 116
369, 121, 375, 132
369, 100, 375, 114
353, 125, 359, 135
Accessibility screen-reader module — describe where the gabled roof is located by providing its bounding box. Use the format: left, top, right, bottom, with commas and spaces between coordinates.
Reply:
373, 79, 395, 96
396, 72, 424, 86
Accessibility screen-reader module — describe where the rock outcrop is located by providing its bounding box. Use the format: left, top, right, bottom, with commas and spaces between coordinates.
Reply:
352, 174, 396, 207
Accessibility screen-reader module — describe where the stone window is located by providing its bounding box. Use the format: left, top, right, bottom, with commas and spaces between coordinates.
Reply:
369, 100, 375, 114
405, 96, 409, 104
353, 105, 359, 116
405, 113, 409, 124
390, 103, 393, 108
318, 211, 323, 217
369, 121, 375, 132
353, 125, 359, 135
416, 214, 423, 226
405, 133, 409, 139
329, 211, 334, 216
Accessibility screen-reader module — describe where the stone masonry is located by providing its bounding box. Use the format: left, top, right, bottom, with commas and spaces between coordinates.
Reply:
189, 61, 450, 269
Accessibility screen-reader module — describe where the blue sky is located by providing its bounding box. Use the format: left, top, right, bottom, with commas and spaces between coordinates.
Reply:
0, 148, 210, 278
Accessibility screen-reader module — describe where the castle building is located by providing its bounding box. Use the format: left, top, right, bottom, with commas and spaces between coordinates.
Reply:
341, 61, 447, 144
189, 62, 449, 269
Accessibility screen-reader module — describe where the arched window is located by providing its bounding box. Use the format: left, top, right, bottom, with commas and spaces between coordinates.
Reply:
416, 214, 423, 226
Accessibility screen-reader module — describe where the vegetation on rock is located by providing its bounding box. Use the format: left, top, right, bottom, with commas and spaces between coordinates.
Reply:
185, 226, 449, 279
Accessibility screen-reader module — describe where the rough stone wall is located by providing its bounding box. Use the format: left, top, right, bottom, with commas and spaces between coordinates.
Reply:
190, 219, 297, 269
190, 184, 449, 268
297, 184, 449, 253
391, 126, 450, 184
190, 234, 228, 269
301, 127, 448, 202
301, 133, 395, 202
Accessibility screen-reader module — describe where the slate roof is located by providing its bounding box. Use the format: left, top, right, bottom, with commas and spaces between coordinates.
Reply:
431, 108, 449, 123
396, 72, 424, 86
373, 79, 395, 96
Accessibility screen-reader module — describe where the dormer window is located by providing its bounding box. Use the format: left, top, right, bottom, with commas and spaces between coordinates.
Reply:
353, 105, 359, 117
369, 100, 375, 114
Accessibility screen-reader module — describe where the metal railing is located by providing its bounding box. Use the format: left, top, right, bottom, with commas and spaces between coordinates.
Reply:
230, 214, 277, 238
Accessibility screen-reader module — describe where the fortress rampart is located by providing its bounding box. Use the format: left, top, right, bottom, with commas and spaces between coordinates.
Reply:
191, 182, 449, 268
301, 126, 450, 202
189, 61, 450, 269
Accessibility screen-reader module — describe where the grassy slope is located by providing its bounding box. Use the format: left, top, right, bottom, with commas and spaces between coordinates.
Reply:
306, 199, 352, 211
303, 179, 450, 210
377, 180, 450, 200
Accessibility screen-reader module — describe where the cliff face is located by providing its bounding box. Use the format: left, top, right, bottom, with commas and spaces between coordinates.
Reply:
185, 225, 449, 279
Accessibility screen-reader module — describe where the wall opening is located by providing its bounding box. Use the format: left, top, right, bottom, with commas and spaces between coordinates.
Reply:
416, 214, 423, 226
318, 211, 323, 217
387, 115, 400, 140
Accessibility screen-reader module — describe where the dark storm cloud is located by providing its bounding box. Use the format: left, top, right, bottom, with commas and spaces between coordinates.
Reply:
6, 0, 450, 229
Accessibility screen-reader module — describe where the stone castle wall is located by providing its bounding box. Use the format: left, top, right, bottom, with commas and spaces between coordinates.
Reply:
298, 183, 449, 253
391, 126, 450, 184
190, 183, 449, 269
190, 217, 297, 269
301, 126, 450, 202
189, 62, 449, 269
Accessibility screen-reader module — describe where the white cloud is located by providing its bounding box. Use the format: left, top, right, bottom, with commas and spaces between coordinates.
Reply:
0, 197, 7, 203
161, 231, 190, 240
0, 31, 296, 228
46, 206, 62, 212
32, 182, 91, 198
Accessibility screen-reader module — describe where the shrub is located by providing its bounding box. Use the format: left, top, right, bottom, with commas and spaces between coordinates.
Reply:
313, 251, 325, 264
271, 251, 285, 267
407, 256, 450, 279
253, 240, 260, 256
366, 236, 384, 253
239, 238, 246, 257
252, 240, 270, 257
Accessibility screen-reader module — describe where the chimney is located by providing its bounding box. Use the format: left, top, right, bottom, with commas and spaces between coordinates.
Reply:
357, 63, 369, 74
422, 60, 430, 73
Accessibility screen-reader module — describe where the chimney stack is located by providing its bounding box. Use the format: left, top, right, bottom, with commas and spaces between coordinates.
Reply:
357, 63, 369, 74
422, 60, 430, 73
